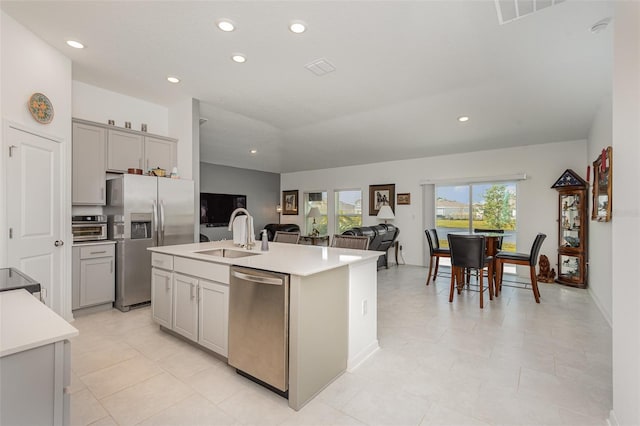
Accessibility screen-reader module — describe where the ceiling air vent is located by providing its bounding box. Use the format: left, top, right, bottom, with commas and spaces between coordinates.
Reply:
495, 0, 565, 25
305, 58, 336, 77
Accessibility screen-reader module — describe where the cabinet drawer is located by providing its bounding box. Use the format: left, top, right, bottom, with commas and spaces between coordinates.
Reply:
174, 257, 229, 284
79, 244, 115, 259
152, 253, 174, 270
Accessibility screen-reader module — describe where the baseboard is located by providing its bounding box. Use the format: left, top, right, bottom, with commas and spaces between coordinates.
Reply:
347, 340, 379, 371
607, 409, 618, 426
588, 287, 612, 328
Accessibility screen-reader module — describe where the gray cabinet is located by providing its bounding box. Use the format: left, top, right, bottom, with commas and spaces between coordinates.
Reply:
107, 129, 144, 172
145, 136, 177, 173
151, 267, 173, 328
0, 340, 71, 426
199, 279, 229, 356
72, 122, 106, 205
150, 253, 229, 357
173, 272, 199, 342
72, 243, 115, 311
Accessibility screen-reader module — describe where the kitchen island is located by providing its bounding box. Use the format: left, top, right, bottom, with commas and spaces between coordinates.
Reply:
148, 240, 382, 410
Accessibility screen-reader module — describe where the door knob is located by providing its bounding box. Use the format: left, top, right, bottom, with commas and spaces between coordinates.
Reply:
54, 240, 64, 247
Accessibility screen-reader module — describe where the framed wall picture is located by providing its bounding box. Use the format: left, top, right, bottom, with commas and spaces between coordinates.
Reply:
282, 190, 299, 215
592, 146, 612, 222
369, 184, 395, 215
397, 193, 411, 205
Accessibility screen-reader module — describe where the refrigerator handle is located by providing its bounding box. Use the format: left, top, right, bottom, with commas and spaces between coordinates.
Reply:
152, 200, 158, 239
160, 200, 166, 245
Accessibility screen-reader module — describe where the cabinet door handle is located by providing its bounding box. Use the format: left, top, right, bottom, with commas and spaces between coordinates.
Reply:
165, 276, 170, 291
100, 187, 105, 201
190, 282, 195, 299
110, 260, 113, 273
146, 159, 149, 170
197, 286, 200, 303
139, 158, 142, 169
90, 250, 107, 255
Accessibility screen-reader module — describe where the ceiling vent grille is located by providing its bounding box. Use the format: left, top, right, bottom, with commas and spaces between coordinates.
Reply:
305, 58, 336, 76
495, 0, 565, 25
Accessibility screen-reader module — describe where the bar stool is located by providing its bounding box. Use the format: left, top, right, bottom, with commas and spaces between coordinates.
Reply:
495, 233, 546, 303
424, 229, 450, 285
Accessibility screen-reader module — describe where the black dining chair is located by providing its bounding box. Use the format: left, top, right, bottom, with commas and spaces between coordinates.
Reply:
447, 234, 494, 308
495, 233, 546, 303
424, 229, 450, 285
273, 231, 300, 244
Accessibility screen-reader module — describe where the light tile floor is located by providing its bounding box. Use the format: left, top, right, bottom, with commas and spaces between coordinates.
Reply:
69, 266, 612, 425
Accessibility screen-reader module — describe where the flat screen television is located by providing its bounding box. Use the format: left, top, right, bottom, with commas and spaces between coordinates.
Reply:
200, 193, 247, 227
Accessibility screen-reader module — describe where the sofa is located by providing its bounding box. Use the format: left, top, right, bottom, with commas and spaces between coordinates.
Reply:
342, 224, 400, 269
264, 223, 301, 241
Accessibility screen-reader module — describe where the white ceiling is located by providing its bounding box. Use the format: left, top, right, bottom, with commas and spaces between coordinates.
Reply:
2, 1, 612, 173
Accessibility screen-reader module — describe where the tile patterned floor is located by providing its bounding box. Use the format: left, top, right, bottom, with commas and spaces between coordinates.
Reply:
69, 266, 612, 425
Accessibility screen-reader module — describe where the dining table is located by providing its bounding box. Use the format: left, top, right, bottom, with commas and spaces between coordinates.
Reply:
447, 231, 504, 292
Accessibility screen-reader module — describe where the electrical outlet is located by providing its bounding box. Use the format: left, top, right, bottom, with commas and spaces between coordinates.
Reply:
362, 299, 368, 316
399, 245, 403, 250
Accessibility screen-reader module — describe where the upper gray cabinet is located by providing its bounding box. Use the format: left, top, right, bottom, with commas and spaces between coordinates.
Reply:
107, 129, 144, 173
144, 136, 177, 173
72, 122, 107, 205
72, 119, 178, 205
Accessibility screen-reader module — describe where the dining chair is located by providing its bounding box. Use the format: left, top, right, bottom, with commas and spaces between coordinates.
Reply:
424, 229, 450, 285
447, 234, 494, 308
273, 231, 300, 244
331, 234, 370, 250
495, 233, 546, 303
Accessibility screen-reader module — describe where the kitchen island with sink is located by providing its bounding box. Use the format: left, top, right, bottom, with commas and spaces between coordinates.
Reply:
148, 240, 382, 410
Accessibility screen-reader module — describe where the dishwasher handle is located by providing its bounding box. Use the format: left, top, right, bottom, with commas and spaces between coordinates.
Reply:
231, 270, 284, 286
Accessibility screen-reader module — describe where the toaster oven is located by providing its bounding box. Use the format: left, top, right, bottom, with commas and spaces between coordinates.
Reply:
72, 215, 108, 242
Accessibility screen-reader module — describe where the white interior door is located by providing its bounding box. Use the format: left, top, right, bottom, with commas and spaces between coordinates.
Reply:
6, 125, 63, 312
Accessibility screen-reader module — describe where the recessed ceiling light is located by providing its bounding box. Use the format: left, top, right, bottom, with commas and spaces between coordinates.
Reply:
232, 54, 246, 63
250, 149, 257, 154
167, 76, 180, 83
217, 19, 235, 32
289, 21, 307, 34
458, 116, 470, 122
66, 40, 84, 49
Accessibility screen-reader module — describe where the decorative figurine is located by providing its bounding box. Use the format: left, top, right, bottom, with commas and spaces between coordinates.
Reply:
537, 255, 556, 283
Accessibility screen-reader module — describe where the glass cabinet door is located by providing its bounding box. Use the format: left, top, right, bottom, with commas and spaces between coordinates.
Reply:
560, 193, 582, 249
558, 254, 583, 283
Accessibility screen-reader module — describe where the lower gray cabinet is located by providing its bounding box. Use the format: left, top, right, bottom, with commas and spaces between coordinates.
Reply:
0, 340, 71, 426
72, 243, 115, 311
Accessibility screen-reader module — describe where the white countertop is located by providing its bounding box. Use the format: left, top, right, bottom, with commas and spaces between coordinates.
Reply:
149, 240, 383, 276
0, 290, 79, 357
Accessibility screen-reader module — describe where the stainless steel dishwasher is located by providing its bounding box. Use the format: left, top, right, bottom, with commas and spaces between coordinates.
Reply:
228, 266, 290, 395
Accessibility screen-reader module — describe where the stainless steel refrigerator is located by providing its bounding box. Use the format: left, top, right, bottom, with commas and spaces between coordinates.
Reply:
106, 174, 195, 311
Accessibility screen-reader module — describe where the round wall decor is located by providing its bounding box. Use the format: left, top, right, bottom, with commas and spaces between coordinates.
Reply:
28, 92, 54, 124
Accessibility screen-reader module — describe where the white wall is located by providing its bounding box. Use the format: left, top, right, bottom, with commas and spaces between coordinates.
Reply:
1, 11, 73, 317
586, 96, 613, 325
282, 139, 587, 267
611, 2, 640, 425
72, 81, 169, 135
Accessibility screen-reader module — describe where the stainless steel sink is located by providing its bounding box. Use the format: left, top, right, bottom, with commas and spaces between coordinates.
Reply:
195, 248, 261, 258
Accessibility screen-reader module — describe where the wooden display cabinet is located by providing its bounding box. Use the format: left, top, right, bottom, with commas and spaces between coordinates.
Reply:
551, 170, 588, 288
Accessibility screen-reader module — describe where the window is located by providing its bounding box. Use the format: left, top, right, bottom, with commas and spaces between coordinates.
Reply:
335, 189, 362, 234
435, 182, 517, 252
303, 191, 328, 236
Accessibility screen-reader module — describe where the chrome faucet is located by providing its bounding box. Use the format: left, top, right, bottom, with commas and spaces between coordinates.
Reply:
228, 208, 254, 249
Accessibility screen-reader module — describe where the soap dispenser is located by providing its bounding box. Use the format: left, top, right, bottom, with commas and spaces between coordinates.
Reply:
261, 229, 269, 251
